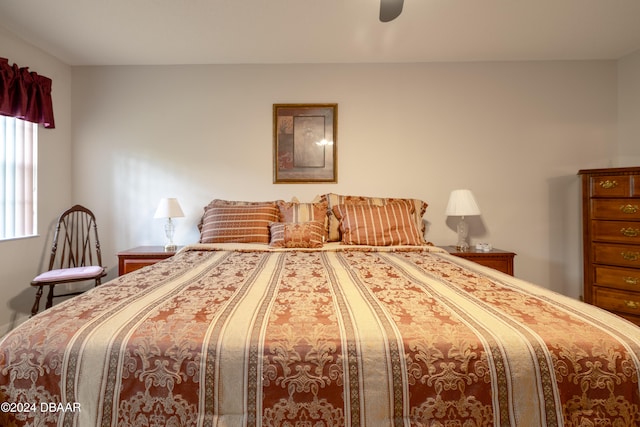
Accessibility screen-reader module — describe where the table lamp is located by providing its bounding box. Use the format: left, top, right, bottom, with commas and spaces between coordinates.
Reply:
445, 189, 481, 251
154, 198, 185, 251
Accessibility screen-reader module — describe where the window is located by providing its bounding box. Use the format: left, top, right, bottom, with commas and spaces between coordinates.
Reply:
0, 116, 37, 240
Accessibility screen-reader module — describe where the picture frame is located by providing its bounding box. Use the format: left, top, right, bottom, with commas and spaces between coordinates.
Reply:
273, 103, 337, 183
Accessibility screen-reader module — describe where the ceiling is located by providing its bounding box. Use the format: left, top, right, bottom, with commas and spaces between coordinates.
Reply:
1, 0, 640, 66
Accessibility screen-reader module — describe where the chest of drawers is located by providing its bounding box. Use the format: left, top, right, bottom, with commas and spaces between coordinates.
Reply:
579, 167, 640, 325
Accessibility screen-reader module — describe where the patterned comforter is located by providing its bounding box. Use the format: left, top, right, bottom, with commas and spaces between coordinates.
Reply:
2, 244, 640, 426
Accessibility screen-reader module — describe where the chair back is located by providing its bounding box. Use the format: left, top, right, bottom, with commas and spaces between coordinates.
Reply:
47, 204, 103, 271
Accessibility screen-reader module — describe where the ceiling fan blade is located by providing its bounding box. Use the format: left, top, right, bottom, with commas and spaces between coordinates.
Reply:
380, 0, 404, 22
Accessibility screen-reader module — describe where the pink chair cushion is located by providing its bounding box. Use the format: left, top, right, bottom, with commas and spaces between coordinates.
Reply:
33, 266, 104, 283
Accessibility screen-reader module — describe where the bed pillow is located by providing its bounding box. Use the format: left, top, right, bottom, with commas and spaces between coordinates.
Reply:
199, 203, 280, 244
321, 193, 428, 242
332, 202, 425, 246
201, 199, 283, 211
269, 221, 325, 248
276, 200, 329, 240
198, 199, 282, 232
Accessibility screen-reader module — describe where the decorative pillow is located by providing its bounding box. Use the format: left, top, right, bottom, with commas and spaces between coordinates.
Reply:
332, 202, 425, 246
199, 204, 280, 244
276, 200, 329, 239
321, 193, 428, 241
269, 221, 325, 248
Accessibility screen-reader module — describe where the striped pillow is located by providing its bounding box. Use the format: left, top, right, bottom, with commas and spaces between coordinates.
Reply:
332, 202, 425, 246
198, 199, 282, 232
321, 193, 427, 241
269, 221, 325, 248
199, 204, 280, 244
276, 200, 329, 239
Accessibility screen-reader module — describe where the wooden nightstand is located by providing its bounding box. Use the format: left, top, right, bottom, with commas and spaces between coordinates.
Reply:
117, 246, 180, 276
440, 246, 516, 276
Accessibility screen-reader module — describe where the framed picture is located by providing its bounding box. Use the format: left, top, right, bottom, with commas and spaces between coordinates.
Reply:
273, 103, 337, 183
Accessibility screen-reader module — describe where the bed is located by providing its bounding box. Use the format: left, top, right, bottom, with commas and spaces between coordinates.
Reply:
2, 194, 640, 426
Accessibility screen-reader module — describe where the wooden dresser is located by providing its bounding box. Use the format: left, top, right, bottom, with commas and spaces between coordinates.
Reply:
579, 167, 640, 325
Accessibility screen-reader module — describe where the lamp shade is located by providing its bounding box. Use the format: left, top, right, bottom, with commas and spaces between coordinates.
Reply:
154, 198, 185, 219
445, 189, 481, 216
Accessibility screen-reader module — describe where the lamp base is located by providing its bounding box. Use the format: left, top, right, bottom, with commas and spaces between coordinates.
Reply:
456, 216, 470, 251
455, 243, 470, 252
163, 218, 177, 252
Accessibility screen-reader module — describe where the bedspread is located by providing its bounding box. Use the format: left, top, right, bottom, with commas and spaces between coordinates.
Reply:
2, 244, 640, 426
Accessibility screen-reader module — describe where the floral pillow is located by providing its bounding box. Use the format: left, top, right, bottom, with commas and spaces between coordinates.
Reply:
269, 221, 325, 248
276, 200, 329, 240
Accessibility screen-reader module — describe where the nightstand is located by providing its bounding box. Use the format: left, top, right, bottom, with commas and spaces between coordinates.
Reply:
117, 246, 181, 276
440, 245, 516, 276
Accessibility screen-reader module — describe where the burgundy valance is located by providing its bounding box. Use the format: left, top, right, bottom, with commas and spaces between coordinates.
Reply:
0, 57, 55, 129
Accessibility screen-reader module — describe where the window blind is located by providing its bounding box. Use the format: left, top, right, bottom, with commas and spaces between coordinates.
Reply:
1, 116, 37, 240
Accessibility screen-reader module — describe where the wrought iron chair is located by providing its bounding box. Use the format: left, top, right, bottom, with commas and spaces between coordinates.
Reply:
30, 205, 106, 316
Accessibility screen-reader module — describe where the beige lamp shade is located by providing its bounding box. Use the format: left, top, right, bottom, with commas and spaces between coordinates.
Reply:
154, 198, 185, 219
445, 189, 481, 217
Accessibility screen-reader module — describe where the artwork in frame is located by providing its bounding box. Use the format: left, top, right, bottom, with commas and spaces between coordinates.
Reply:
273, 103, 337, 183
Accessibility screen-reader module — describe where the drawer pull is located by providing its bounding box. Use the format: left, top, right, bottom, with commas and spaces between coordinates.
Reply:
599, 180, 619, 189
620, 204, 639, 214
621, 227, 640, 237
624, 276, 640, 286
621, 252, 640, 262
625, 300, 640, 310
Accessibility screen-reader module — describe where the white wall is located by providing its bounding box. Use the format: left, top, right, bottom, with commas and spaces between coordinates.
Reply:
0, 26, 73, 334
618, 49, 640, 165
71, 61, 617, 300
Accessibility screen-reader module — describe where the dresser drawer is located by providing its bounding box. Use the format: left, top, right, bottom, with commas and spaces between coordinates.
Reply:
594, 265, 640, 291
590, 175, 632, 197
593, 243, 640, 268
591, 199, 640, 220
593, 287, 640, 316
592, 220, 640, 243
